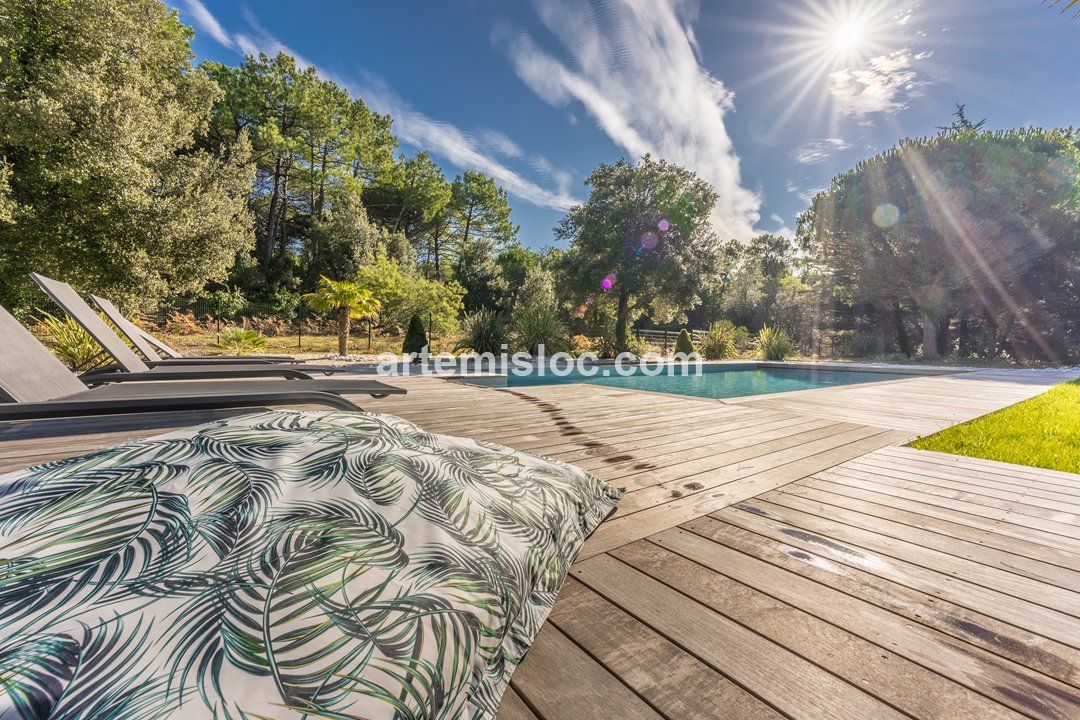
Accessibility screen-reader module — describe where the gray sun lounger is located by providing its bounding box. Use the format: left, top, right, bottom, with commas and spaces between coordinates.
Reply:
0, 303, 404, 421
30, 274, 342, 382
91, 294, 297, 366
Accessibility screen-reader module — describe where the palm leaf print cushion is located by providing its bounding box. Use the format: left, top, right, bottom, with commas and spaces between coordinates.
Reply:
0, 409, 622, 719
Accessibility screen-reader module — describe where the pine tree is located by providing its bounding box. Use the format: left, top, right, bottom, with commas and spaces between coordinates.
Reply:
403, 313, 428, 359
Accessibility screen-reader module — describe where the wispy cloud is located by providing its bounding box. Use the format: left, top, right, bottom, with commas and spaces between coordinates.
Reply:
786, 180, 826, 207
830, 49, 930, 117
792, 138, 852, 165
355, 73, 579, 211
500, 0, 760, 240
180, 0, 234, 49
174, 0, 577, 213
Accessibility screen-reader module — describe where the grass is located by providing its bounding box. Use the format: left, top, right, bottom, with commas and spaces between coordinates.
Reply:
910, 379, 1080, 473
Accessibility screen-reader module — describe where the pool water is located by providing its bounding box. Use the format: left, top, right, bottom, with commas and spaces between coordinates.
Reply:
459, 363, 912, 401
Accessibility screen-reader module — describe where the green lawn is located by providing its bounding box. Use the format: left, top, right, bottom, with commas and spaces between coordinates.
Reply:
910, 379, 1080, 474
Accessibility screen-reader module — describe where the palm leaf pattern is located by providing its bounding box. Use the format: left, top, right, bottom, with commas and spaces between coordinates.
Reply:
0, 410, 621, 719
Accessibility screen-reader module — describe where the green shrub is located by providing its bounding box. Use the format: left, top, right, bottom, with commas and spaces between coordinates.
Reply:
455, 309, 508, 355
37, 311, 108, 371
700, 322, 738, 360
215, 327, 267, 355
626, 334, 653, 357
757, 325, 794, 361
402, 313, 428, 357
673, 328, 695, 355
513, 305, 567, 355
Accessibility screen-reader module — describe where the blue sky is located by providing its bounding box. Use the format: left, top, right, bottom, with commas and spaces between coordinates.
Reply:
177, 0, 1080, 249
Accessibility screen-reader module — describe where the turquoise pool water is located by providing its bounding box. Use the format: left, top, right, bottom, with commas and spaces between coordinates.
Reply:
459, 363, 913, 400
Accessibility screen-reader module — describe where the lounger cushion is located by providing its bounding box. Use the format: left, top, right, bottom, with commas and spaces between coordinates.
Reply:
0, 410, 622, 719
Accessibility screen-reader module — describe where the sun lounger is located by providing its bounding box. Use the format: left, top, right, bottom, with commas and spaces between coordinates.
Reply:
30, 274, 343, 380
92, 294, 300, 364
0, 303, 404, 421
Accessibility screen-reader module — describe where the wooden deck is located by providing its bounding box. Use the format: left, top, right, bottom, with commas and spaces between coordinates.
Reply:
2, 366, 1078, 720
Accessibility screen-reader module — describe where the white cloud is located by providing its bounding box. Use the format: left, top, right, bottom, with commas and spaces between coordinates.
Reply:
501, 0, 760, 240
356, 73, 579, 212
792, 138, 852, 165
180, 0, 235, 49
829, 49, 930, 116
786, 180, 826, 207
769, 213, 796, 241
474, 129, 523, 159
175, 1, 577, 213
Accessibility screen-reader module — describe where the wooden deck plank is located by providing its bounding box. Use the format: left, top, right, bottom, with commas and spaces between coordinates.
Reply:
571, 554, 910, 720
510, 624, 664, 720
549, 579, 784, 720
3, 367, 1079, 720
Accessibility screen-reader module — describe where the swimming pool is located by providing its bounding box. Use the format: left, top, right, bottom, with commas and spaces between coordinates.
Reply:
458, 363, 916, 401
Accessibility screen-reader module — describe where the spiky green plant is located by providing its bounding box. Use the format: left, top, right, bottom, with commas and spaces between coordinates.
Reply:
214, 327, 267, 355
757, 325, 794, 361
513, 305, 567, 355
455, 309, 508, 355
700, 322, 738, 360
36, 311, 108, 371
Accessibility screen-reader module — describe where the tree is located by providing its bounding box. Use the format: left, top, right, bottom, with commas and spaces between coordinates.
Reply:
555, 155, 724, 352
799, 128, 1080, 362
402, 313, 428, 357
674, 329, 695, 355
937, 104, 986, 134
354, 250, 465, 336
0, 0, 255, 312
204, 52, 397, 293
304, 276, 381, 356
448, 171, 517, 251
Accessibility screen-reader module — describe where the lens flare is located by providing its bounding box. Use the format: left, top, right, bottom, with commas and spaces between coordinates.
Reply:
601, 274, 616, 291
872, 203, 900, 228
657, 219, 670, 232
640, 230, 659, 250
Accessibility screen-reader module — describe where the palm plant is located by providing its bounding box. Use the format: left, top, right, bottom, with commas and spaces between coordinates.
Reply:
36, 311, 108, 371
304, 276, 381, 356
1049, 1, 1080, 16
757, 325, 795, 361
214, 327, 267, 355
455, 309, 508, 355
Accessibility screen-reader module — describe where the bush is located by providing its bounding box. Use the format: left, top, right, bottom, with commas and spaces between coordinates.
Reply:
626, 334, 654, 357
513, 305, 567, 355
757, 325, 794, 361
215, 327, 267, 355
402, 313, 428, 357
164, 310, 204, 335
455, 310, 508, 355
247, 315, 290, 337
700, 322, 738, 360
570, 334, 592, 355
36, 311, 108, 371
674, 328, 695, 355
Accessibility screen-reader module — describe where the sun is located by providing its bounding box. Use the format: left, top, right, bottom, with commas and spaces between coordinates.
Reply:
833, 22, 864, 52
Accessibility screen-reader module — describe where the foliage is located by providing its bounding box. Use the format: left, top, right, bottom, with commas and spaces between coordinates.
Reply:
673, 329, 695, 355
402, 313, 428, 357
911, 380, 1080, 473
556, 155, 723, 352
513, 305, 567, 355
625, 334, 654, 358
164, 311, 205, 336
700, 322, 740, 360
303, 276, 381, 356
0, 0, 254, 312
354, 251, 464, 335
757, 325, 795, 361
205, 52, 396, 290
207, 286, 248, 320
214, 327, 267, 354
455, 310, 508, 355
36, 312, 108, 371
798, 128, 1080, 362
